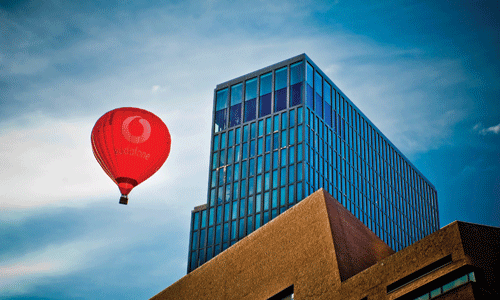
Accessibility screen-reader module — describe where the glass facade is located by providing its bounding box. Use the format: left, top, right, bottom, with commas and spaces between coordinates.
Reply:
188, 54, 439, 273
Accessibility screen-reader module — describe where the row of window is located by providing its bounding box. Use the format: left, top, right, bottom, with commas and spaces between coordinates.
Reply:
213, 108, 304, 152
193, 184, 304, 232
188, 204, 298, 272
211, 129, 304, 171
305, 108, 439, 233
304, 149, 436, 244
214, 62, 304, 132
306, 107, 437, 215
303, 66, 438, 212
303, 107, 438, 249
413, 272, 476, 300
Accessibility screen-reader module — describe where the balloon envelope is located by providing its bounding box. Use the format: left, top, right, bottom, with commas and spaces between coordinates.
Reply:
91, 107, 171, 204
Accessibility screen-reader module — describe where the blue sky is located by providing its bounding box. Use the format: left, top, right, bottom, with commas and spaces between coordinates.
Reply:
1, 0, 499, 298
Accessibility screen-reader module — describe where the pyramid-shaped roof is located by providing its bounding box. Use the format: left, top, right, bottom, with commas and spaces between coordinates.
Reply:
152, 189, 394, 299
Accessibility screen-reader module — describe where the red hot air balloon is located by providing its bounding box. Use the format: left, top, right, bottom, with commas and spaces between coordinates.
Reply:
91, 107, 171, 205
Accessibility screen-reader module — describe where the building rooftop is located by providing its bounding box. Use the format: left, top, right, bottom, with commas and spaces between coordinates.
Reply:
153, 189, 499, 299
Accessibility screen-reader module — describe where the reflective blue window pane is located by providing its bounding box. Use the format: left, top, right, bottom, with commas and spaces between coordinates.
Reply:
190, 252, 197, 270
243, 100, 255, 123
272, 170, 278, 188
247, 217, 253, 234
239, 219, 245, 238
260, 72, 272, 96
324, 80, 332, 105
231, 83, 243, 105
273, 151, 279, 169
201, 210, 207, 227
216, 88, 228, 111
280, 187, 286, 206
240, 179, 246, 198
289, 128, 295, 145
298, 107, 303, 124
228, 130, 234, 147
242, 142, 248, 160
281, 148, 287, 167
231, 220, 237, 239
291, 61, 304, 85
281, 131, 287, 148
258, 120, 264, 136
259, 93, 272, 117
289, 166, 295, 184
213, 135, 219, 151
315, 71, 323, 97
291, 82, 303, 107
257, 138, 263, 155
234, 163, 239, 181
191, 231, 198, 250
265, 153, 271, 171
315, 71, 323, 117
214, 109, 227, 132
227, 148, 233, 164
235, 128, 241, 144
246, 78, 257, 100
306, 62, 314, 86
265, 135, 271, 152
325, 103, 332, 128
273, 133, 279, 150
221, 132, 226, 149
215, 224, 221, 244
193, 212, 200, 230
232, 202, 238, 219
289, 184, 295, 204
209, 208, 215, 226
306, 84, 314, 109
264, 192, 270, 210
229, 104, 241, 127
275, 67, 287, 90
266, 118, 272, 134
224, 204, 230, 221
257, 156, 263, 173
250, 140, 256, 157
223, 223, 229, 242
274, 88, 287, 112
281, 168, 286, 186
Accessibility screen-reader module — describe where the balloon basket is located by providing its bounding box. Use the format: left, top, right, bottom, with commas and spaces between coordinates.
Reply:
119, 195, 128, 205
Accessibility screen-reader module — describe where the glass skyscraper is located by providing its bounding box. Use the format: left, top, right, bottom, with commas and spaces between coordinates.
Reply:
187, 54, 439, 273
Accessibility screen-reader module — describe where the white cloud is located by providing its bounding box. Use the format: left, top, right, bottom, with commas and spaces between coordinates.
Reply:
0, 113, 114, 208
474, 122, 500, 135
0, 237, 108, 294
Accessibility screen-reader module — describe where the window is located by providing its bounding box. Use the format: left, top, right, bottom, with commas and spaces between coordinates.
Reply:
290, 61, 303, 107
230, 83, 243, 127
315, 71, 323, 117
306, 62, 314, 109
245, 78, 257, 122
260, 72, 272, 117
405, 271, 476, 300
215, 88, 228, 132
275, 66, 287, 112
324, 80, 332, 127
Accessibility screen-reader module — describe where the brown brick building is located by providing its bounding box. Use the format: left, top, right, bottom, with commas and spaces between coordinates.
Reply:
151, 190, 499, 299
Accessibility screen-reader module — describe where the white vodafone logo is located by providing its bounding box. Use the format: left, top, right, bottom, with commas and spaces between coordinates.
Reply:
122, 116, 151, 144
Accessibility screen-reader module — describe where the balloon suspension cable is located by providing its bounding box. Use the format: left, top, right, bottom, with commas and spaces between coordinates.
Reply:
119, 194, 128, 205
